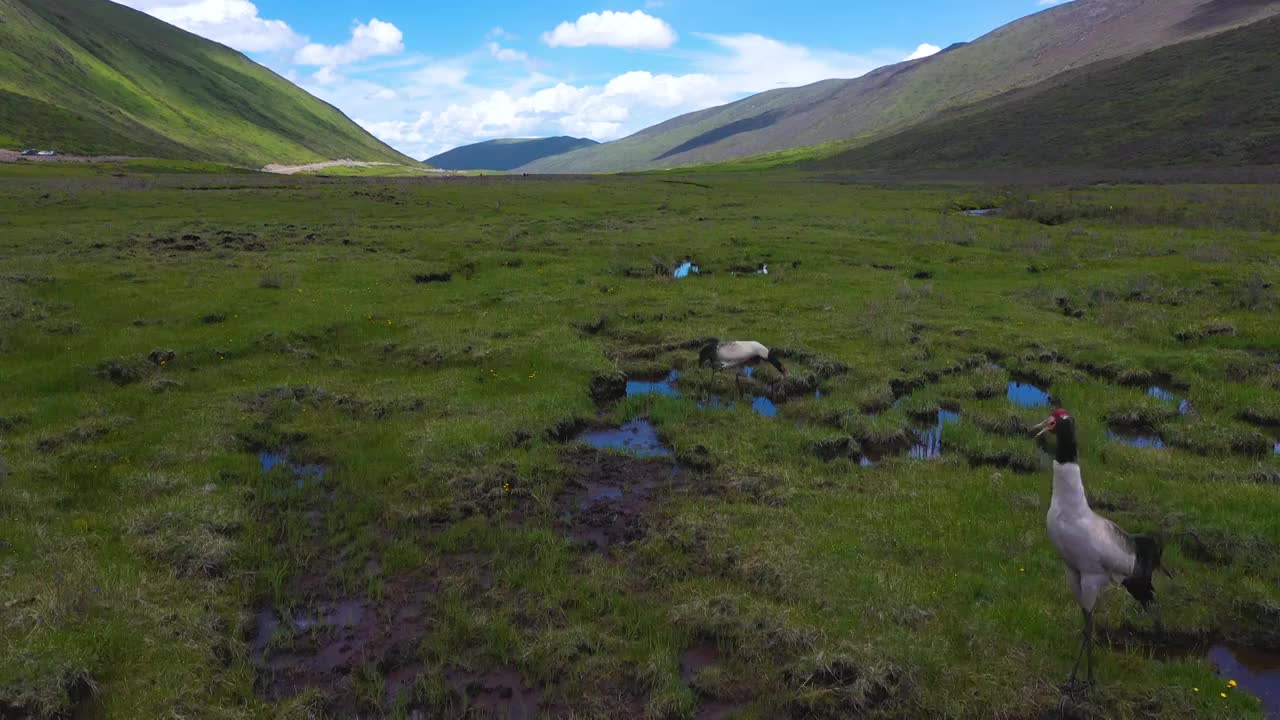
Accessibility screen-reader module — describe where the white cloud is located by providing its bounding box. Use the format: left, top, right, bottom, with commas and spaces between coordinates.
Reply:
904, 43, 941, 61
408, 63, 470, 89
294, 18, 404, 66
542, 10, 677, 49
487, 42, 529, 63
350, 31, 907, 160
696, 33, 891, 90
116, 0, 303, 52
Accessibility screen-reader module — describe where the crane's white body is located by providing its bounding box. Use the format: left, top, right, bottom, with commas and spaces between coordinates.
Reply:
711, 341, 770, 369
1046, 461, 1138, 612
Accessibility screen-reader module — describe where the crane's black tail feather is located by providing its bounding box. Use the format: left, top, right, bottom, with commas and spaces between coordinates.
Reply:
1122, 533, 1164, 608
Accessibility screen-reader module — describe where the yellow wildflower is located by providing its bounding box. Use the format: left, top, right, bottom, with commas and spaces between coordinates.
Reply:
1227, 680, 1238, 689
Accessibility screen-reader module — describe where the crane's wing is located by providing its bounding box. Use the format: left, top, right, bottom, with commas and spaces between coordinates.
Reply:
1091, 515, 1138, 578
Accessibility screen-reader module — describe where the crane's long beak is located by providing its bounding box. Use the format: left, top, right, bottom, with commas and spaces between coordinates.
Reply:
1032, 419, 1052, 438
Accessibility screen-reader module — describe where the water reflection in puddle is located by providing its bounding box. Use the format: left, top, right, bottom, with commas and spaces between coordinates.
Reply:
587, 485, 624, 502
1008, 380, 1051, 408
1147, 386, 1193, 415
1106, 430, 1166, 449
260, 451, 326, 487
963, 208, 1002, 217
627, 370, 680, 398
575, 419, 673, 457
910, 409, 961, 460
673, 260, 700, 278
751, 396, 778, 417
1208, 644, 1280, 718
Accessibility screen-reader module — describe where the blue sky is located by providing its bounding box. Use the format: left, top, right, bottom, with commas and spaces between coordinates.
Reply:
117, 0, 1071, 159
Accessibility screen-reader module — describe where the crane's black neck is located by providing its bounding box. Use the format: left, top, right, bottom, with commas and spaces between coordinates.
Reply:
1055, 417, 1078, 464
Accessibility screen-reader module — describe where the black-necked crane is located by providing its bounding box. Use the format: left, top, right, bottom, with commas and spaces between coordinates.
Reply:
699, 339, 787, 393
1033, 408, 1166, 689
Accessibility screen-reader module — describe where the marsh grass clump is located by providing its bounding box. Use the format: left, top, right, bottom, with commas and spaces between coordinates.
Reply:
812, 436, 860, 462
258, 272, 285, 290
126, 506, 240, 578
966, 409, 1033, 437
784, 653, 907, 719
1230, 273, 1275, 310
0, 666, 97, 720
670, 594, 818, 663
94, 355, 152, 385
1163, 419, 1272, 456
947, 423, 1040, 473
1174, 322, 1237, 343
1103, 400, 1180, 430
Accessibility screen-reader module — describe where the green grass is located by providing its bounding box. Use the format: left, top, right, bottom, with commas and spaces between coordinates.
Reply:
0, 159, 260, 178
0, 170, 1277, 719
0, 0, 413, 167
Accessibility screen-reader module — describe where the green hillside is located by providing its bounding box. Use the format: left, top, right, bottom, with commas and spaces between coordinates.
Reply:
426, 136, 599, 171
0, 0, 414, 167
812, 16, 1280, 171
521, 0, 1280, 174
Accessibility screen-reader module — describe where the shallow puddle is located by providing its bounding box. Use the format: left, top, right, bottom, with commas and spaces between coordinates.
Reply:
628, 370, 681, 398
963, 208, 1002, 217
1148, 386, 1194, 415
751, 396, 778, 417
575, 419, 673, 457
910, 409, 961, 460
1207, 644, 1280, 718
259, 451, 326, 486
673, 260, 700, 278
1008, 380, 1051, 408
1107, 430, 1166, 449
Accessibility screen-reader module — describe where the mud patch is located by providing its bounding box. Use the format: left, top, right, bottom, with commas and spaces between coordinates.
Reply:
413, 272, 452, 284
248, 578, 431, 713
557, 448, 684, 552
1097, 622, 1210, 659
445, 669, 544, 720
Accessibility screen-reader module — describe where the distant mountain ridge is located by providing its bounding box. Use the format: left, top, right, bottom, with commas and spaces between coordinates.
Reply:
426, 137, 599, 171
0, 0, 414, 167
520, 0, 1280, 173
810, 15, 1280, 171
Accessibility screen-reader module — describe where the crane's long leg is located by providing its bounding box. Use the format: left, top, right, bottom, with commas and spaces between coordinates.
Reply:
1067, 608, 1090, 689
1085, 610, 1096, 688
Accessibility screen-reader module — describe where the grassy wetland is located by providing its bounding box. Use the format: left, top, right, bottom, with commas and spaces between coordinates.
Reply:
1, 169, 1278, 719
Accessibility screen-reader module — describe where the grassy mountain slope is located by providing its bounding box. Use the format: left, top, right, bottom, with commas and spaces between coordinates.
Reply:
811, 16, 1280, 171
0, 0, 414, 167
522, 0, 1280, 174
426, 137, 599, 171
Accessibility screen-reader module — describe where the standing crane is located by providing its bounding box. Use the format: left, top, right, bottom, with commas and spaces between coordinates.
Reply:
1033, 408, 1166, 689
